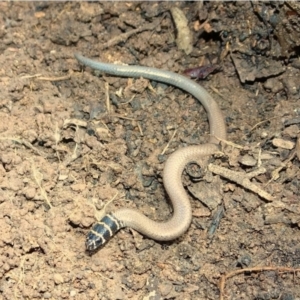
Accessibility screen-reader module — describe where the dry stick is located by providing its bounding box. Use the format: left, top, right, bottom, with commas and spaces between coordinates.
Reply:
21, 74, 42, 79
219, 266, 300, 300
21, 72, 72, 82
136, 121, 143, 136
0, 136, 46, 157
110, 114, 136, 121
35, 74, 71, 82
296, 135, 300, 160
63, 118, 88, 129
119, 95, 136, 105
94, 192, 120, 221
267, 148, 297, 184
208, 164, 273, 201
249, 116, 278, 132
210, 86, 227, 100
63, 114, 141, 137
30, 160, 52, 208
216, 136, 245, 150
161, 129, 178, 155
9, 256, 26, 298
105, 82, 111, 114
63, 141, 80, 168
112, 114, 143, 135
54, 122, 62, 164
99, 21, 160, 50
265, 133, 300, 184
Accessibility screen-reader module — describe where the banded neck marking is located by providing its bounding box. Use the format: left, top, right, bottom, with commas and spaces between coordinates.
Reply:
86, 213, 124, 251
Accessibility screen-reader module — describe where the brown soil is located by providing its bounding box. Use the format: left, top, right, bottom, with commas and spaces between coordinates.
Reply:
1, 2, 300, 300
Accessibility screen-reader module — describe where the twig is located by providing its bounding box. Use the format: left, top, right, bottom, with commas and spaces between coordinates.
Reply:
99, 21, 159, 50
207, 205, 224, 239
296, 135, 300, 160
21, 74, 42, 79
249, 116, 278, 132
21, 72, 72, 82
30, 160, 52, 208
161, 129, 177, 155
35, 73, 72, 82
110, 114, 137, 121
0, 136, 46, 157
105, 82, 111, 114
119, 95, 136, 105
94, 192, 119, 221
267, 148, 297, 184
214, 136, 245, 150
219, 266, 300, 300
208, 164, 273, 201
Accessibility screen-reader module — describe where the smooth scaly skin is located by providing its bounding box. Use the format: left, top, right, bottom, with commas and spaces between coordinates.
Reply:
75, 53, 227, 241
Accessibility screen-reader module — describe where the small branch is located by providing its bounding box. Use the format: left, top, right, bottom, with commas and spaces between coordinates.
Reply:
35, 73, 72, 82
219, 266, 300, 300
99, 21, 159, 50
0, 136, 46, 157
161, 129, 177, 155
22, 72, 72, 82
30, 160, 52, 209
208, 164, 273, 201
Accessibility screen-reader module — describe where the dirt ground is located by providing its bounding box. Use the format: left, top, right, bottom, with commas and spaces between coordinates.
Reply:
1, 1, 300, 300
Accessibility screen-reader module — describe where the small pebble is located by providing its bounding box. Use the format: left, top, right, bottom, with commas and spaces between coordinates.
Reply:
53, 273, 64, 284
159, 282, 173, 297
43, 292, 52, 299
272, 138, 295, 150
239, 154, 257, 167
282, 124, 299, 138
23, 187, 36, 199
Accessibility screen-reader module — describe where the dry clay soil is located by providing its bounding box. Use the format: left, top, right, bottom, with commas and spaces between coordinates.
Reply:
0, 2, 300, 300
